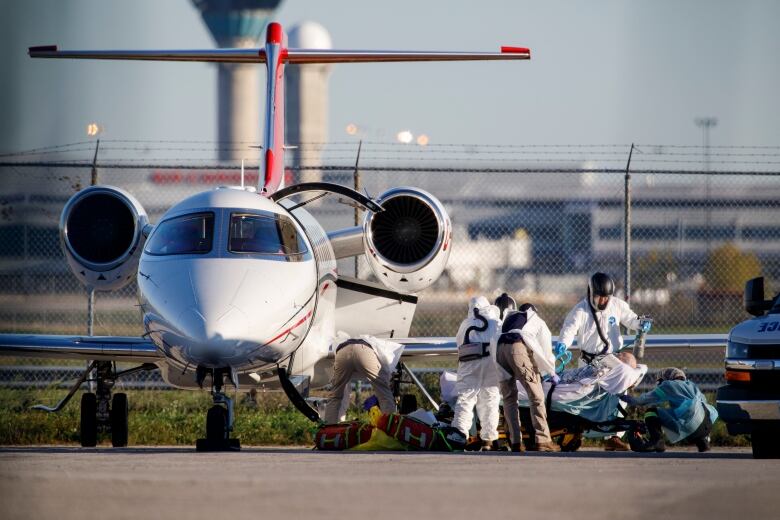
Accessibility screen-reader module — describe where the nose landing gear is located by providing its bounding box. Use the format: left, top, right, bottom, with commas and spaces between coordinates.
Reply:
195, 367, 241, 452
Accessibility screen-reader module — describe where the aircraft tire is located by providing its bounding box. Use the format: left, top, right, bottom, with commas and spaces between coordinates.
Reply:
752, 425, 780, 459
111, 393, 129, 448
206, 405, 228, 441
80, 393, 98, 447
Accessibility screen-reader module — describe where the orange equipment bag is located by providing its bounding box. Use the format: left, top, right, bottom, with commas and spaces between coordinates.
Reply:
376, 413, 436, 450
315, 421, 374, 450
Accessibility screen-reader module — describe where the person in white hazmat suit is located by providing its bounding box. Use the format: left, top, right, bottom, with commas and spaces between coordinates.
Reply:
557, 273, 648, 365
451, 297, 502, 451
494, 302, 560, 452
556, 272, 651, 451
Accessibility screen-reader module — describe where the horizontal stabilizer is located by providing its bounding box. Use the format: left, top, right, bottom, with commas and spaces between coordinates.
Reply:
29, 47, 268, 63
29, 47, 530, 64
285, 48, 530, 64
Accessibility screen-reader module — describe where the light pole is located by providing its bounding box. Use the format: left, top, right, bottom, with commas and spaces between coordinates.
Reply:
695, 117, 718, 171
695, 117, 717, 251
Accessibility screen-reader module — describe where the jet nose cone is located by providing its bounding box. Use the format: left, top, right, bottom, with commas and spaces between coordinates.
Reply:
176, 307, 250, 366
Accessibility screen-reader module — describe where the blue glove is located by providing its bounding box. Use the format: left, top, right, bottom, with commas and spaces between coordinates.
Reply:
619, 394, 637, 406
553, 342, 571, 373
362, 395, 379, 411
641, 320, 652, 333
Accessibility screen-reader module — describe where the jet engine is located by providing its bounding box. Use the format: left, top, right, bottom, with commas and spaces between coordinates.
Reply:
60, 185, 149, 291
363, 187, 451, 293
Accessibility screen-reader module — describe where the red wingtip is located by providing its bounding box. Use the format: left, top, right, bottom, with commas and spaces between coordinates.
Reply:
266, 23, 283, 45
501, 46, 531, 56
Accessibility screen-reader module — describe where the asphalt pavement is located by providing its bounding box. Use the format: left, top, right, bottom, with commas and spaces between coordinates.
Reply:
0, 447, 777, 520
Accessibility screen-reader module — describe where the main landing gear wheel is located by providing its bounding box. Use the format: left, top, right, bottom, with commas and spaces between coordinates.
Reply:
80, 393, 98, 447
111, 393, 129, 448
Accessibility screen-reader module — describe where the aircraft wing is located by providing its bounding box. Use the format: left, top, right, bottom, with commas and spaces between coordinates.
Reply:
396, 337, 458, 358
393, 333, 728, 358
0, 334, 163, 363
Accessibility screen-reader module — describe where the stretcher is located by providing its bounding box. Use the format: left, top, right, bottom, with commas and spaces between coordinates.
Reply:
518, 406, 642, 451
515, 360, 649, 451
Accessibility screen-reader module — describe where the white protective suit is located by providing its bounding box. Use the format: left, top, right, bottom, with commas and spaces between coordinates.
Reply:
451, 297, 501, 441
558, 296, 641, 360
492, 307, 556, 380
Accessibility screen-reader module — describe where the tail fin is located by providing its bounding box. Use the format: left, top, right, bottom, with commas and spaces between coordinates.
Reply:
30, 24, 530, 194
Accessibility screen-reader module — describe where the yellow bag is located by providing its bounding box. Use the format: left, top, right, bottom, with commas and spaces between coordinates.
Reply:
349, 428, 408, 451
349, 406, 407, 451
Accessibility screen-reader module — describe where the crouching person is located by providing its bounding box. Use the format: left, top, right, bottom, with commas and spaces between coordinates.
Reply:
452, 297, 502, 451
496, 302, 559, 452
323, 333, 402, 424
622, 367, 718, 452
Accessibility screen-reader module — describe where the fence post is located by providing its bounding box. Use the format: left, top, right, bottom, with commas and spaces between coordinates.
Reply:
87, 139, 100, 391
624, 143, 635, 301
353, 140, 363, 278
90, 139, 100, 186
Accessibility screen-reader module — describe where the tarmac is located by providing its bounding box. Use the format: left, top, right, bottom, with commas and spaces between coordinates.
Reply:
0, 446, 777, 520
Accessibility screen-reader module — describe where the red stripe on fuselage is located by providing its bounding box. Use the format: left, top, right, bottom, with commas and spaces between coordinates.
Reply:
265, 308, 313, 345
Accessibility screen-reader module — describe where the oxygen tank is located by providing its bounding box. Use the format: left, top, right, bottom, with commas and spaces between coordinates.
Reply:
632, 316, 653, 360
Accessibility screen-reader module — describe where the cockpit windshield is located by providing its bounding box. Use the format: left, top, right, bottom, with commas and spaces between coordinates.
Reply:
145, 213, 214, 256
228, 213, 309, 258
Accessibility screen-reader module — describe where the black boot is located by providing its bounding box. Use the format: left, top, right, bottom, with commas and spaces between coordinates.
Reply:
510, 442, 525, 453
695, 436, 711, 452
643, 412, 666, 453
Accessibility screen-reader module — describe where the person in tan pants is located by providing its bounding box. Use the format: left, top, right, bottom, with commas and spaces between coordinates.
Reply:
323, 338, 397, 424
495, 304, 559, 452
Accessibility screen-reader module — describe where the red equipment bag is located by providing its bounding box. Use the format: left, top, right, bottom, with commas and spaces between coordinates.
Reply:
376, 413, 436, 450
315, 422, 374, 450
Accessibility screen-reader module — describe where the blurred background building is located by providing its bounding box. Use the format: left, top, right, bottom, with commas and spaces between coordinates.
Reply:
192, 0, 284, 161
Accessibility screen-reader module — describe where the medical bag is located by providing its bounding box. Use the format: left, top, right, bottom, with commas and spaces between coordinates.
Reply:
315, 421, 374, 450
376, 413, 436, 450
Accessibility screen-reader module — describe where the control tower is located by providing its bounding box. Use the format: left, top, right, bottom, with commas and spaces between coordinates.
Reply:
287, 22, 333, 184
192, 0, 283, 162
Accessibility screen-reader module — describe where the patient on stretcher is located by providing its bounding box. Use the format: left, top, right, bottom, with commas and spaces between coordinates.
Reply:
559, 351, 639, 391
517, 351, 647, 423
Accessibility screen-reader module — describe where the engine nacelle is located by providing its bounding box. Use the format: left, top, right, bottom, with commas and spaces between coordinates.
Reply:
60, 185, 149, 291
363, 187, 451, 293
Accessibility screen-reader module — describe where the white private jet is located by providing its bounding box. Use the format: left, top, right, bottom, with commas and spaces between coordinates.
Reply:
0, 23, 533, 450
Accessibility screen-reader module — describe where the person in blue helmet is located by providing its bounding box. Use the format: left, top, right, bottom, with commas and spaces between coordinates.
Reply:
621, 367, 718, 452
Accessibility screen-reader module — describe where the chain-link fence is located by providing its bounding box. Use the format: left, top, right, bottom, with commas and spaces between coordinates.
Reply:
1, 141, 779, 389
